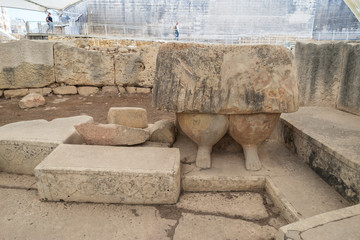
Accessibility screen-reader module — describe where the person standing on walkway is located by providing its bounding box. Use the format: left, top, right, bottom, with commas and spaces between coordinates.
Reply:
46, 13, 54, 33
174, 22, 179, 41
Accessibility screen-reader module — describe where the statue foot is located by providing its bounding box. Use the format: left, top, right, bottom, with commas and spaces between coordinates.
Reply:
242, 144, 262, 171
195, 145, 212, 169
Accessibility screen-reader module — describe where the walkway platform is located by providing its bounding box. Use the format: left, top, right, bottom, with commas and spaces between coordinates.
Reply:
274, 107, 360, 203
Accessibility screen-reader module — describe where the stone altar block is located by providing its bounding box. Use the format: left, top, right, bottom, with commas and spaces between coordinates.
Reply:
0, 116, 93, 175
35, 144, 180, 204
153, 43, 298, 170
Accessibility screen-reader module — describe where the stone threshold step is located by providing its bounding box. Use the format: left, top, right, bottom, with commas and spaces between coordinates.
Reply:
35, 144, 180, 204
179, 135, 349, 223
273, 107, 360, 203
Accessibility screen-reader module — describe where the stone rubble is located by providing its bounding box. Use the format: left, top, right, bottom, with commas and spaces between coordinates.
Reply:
19, 93, 46, 109
149, 119, 176, 144
107, 107, 148, 128
75, 122, 150, 146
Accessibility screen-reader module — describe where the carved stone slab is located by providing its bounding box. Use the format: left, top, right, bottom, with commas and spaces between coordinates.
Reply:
153, 43, 298, 114
35, 144, 180, 204
0, 116, 93, 175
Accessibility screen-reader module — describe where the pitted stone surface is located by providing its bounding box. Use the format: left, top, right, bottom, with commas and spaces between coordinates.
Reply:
153, 43, 298, 114
0, 40, 55, 89
107, 107, 148, 128
75, 122, 150, 146
115, 44, 159, 88
0, 116, 93, 174
54, 43, 114, 86
35, 144, 180, 204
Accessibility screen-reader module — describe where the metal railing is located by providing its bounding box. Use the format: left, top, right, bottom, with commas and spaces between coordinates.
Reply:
24, 21, 360, 45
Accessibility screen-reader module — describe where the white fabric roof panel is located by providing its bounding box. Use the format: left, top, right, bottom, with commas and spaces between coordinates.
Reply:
0, 0, 83, 12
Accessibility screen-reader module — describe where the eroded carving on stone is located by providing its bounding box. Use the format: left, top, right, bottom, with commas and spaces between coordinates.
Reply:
0, 141, 56, 174
153, 43, 299, 171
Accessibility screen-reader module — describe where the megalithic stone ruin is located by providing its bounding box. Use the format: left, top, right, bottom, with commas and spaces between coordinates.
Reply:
153, 43, 299, 171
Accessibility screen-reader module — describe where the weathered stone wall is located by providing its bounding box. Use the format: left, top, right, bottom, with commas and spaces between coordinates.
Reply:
337, 43, 360, 116
0, 39, 158, 98
295, 41, 360, 116
0, 40, 55, 89
1, 39, 360, 117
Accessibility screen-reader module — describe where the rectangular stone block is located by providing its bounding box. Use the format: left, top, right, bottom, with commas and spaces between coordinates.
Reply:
35, 145, 180, 204
54, 43, 114, 86
0, 40, 55, 89
107, 107, 148, 128
4, 89, 29, 98
0, 116, 93, 174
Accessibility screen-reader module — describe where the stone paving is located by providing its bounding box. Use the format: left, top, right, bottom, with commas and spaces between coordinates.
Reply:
0, 172, 283, 240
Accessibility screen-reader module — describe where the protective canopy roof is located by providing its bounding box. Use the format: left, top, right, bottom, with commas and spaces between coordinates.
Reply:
344, 0, 360, 22
0, 0, 83, 12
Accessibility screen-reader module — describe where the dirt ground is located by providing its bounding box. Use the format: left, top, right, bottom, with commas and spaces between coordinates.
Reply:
0, 93, 175, 127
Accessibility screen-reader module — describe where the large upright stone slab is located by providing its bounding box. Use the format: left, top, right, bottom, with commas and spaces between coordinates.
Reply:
337, 43, 360, 116
35, 145, 180, 204
295, 41, 346, 107
0, 116, 93, 175
0, 40, 55, 89
54, 43, 114, 86
153, 43, 298, 114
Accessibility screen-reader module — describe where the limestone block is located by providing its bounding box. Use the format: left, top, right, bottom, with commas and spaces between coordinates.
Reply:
75, 122, 150, 146
119, 87, 126, 94
136, 87, 151, 94
0, 89, 3, 97
0, 40, 55, 89
52, 86, 77, 95
29, 88, 52, 96
78, 86, 99, 96
35, 144, 181, 204
101, 86, 119, 95
0, 116, 93, 174
153, 43, 298, 114
19, 93, 46, 109
115, 44, 160, 87
107, 107, 148, 128
125, 86, 136, 93
149, 119, 176, 144
295, 41, 346, 107
54, 43, 114, 86
4, 89, 29, 98
337, 43, 360, 116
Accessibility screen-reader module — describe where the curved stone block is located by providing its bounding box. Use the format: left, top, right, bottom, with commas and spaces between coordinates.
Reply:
153, 43, 298, 114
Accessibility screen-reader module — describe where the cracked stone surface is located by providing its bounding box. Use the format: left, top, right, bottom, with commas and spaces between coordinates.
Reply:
0, 174, 285, 240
